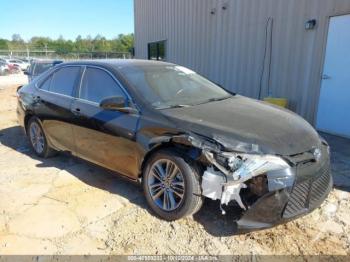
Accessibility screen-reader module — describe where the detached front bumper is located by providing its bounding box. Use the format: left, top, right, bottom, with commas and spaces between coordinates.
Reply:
236, 152, 333, 232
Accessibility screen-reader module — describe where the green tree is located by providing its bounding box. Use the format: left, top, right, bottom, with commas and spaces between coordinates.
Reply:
0, 33, 134, 54
0, 39, 8, 49
9, 34, 25, 49
29, 37, 51, 49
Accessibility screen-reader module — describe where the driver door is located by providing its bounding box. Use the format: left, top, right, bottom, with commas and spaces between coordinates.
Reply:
71, 66, 142, 179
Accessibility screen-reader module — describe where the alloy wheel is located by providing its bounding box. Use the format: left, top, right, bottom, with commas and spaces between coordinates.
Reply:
147, 159, 185, 211
29, 122, 45, 154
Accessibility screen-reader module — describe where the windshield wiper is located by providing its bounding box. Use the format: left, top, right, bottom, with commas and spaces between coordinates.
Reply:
195, 96, 231, 106
156, 96, 231, 109
157, 104, 191, 110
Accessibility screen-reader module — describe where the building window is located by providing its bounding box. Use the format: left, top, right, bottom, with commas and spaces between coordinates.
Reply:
148, 40, 166, 61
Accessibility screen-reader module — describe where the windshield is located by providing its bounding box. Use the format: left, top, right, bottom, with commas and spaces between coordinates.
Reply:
118, 64, 232, 109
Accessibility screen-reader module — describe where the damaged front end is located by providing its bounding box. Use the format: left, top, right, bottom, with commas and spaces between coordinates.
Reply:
182, 133, 332, 232
201, 149, 294, 215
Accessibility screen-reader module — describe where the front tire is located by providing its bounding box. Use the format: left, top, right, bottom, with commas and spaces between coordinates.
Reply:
143, 149, 203, 221
27, 117, 57, 158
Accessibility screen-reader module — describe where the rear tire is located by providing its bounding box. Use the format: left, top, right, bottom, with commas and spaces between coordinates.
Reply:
27, 117, 57, 158
143, 149, 203, 221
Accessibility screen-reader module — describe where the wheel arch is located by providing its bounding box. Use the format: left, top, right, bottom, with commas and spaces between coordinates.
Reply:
139, 140, 204, 180
141, 139, 205, 220
24, 114, 45, 137
24, 112, 35, 134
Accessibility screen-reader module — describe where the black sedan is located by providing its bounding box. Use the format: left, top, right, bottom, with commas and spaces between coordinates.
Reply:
17, 60, 332, 231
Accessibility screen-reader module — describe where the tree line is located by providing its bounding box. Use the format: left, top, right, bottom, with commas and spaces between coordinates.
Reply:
0, 34, 134, 54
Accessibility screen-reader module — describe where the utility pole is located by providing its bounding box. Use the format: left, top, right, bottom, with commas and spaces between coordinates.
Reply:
44, 44, 48, 58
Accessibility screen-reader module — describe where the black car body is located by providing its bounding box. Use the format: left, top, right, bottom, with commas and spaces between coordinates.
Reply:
17, 60, 332, 232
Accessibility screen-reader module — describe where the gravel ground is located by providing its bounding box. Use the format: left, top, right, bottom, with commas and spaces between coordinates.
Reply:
0, 73, 28, 90
0, 74, 349, 255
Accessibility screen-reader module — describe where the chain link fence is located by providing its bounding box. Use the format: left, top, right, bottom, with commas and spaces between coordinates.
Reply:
0, 49, 132, 60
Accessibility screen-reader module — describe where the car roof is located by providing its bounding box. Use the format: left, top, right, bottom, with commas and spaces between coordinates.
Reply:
32, 59, 63, 64
60, 59, 175, 69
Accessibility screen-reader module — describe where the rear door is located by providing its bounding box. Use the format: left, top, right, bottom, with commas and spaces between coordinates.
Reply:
34, 66, 82, 152
71, 66, 141, 178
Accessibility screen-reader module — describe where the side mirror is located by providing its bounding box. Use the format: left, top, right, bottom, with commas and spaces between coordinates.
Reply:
99, 96, 138, 114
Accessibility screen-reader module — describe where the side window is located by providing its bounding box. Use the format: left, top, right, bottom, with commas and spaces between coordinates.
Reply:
50, 67, 80, 96
39, 76, 52, 91
148, 40, 166, 61
80, 68, 125, 103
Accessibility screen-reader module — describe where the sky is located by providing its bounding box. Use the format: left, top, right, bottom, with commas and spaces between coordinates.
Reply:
0, 0, 134, 41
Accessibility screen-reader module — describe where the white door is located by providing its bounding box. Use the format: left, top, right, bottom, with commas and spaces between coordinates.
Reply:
316, 14, 350, 138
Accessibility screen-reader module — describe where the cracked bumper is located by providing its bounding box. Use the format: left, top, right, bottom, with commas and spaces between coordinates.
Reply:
236, 157, 333, 232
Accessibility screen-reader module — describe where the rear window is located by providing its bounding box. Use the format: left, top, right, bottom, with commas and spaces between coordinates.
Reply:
79, 67, 125, 103
33, 63, 54, 75
40, 76, 52, 91
49, 67, 80, 96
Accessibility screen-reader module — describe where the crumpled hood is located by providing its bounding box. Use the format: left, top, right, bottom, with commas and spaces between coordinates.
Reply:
161, 96, 321, 155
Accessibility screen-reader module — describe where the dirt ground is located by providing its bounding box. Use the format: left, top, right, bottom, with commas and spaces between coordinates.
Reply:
0, 74, 349, 255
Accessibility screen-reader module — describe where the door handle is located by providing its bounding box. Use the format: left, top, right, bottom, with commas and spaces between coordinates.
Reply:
72, 108, 81, 115
322, 74, 331, 80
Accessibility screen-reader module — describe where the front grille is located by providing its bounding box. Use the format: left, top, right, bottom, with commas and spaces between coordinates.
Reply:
309, 166, 333, 208
283, 164, 332, 219
283, 179, 309, 218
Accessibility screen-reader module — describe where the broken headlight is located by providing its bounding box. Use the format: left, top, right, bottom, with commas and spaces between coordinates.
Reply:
202, 151, 292, 211
221, 152, 291, 181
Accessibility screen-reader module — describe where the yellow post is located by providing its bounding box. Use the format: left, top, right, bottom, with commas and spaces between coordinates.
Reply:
263, 97, 288, 108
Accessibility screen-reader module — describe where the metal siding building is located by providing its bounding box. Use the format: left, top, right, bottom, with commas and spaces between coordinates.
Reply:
134, 0, 350, 125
